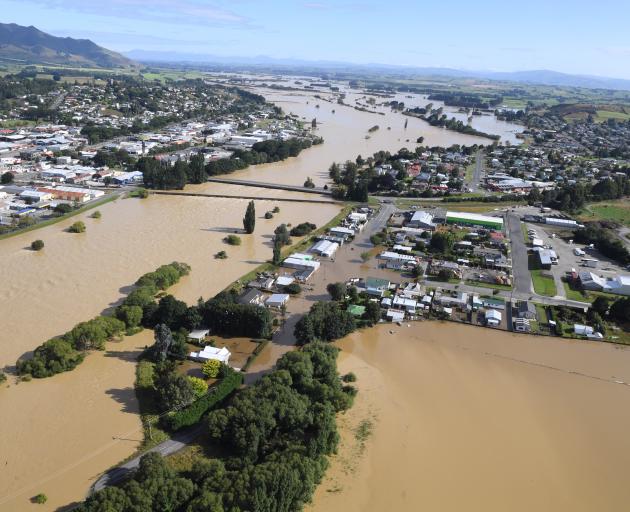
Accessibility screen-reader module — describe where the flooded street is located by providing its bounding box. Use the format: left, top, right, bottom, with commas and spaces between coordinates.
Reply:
310, 323, 630, 512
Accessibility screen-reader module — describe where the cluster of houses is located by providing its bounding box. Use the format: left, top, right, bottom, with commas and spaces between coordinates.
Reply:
485, 127, 629, 192
374, 150, 472, 194
380, 208, 511, 285
350, 274, 548, 332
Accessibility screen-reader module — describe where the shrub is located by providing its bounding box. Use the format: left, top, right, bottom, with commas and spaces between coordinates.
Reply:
54, 203, 73, 214
215, 250, 228, 259
0, 371, 6, 384
68, 221, 86, 233
163, 369, 243, 430
264, 211, 273, 219
202, 359, 222, 378
272, 206, 280, 213
224, 234, 242, 246
188, 376, 209, 398
341, 372, 357, 382
289, 222, 316, 237
90, 210, 102, 219
33, 493, 47, 505
31, 239, 44, 251
360, 251, 371, 262
284, 283, 302, 295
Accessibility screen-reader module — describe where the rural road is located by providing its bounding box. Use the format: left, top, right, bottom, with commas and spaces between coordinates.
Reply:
92, 423, 205, 492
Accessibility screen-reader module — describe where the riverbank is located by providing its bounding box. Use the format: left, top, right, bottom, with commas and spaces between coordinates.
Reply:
0, 192, 120, 241
309, 322, 630, 512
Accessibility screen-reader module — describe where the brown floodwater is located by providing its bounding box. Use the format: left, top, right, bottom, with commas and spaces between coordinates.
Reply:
310, 322, 630, 512
0, 188, 341, 511
209, 85, 523, 189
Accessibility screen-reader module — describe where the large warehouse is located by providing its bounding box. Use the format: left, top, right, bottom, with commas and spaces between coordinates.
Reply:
445, 211, 504, 230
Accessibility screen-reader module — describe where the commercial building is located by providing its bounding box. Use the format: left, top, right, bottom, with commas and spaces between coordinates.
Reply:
408, 210, 435, 230
445, 211, 504, 230
310, 239, 339, 258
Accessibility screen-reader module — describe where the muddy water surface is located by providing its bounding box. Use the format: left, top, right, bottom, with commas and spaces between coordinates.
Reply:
310, 322, 630, 512
0, 189, 340, 511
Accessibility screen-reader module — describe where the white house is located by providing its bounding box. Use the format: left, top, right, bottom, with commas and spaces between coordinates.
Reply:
188, 329, 209, 343
189, 346, 231, 364
266, 293, 290, 308
386, 309, 405, 322
486, 309, 502, 327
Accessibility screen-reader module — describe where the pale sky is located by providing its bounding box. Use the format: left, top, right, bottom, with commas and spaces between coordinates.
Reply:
3, 0, 630, 79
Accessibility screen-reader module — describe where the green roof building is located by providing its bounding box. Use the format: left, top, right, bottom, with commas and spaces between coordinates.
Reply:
446, 211, 504, 230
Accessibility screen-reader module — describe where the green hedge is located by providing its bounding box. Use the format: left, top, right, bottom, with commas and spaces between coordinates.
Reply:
162, 369, 243, 431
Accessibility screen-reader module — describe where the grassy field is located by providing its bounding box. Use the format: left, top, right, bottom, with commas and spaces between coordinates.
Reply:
578, 201, 630, 227
531, 269, 557, 296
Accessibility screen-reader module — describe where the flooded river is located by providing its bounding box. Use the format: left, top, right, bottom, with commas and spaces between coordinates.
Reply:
0, 79, 522, 511
207, 82, 523, 189
310, 322, 630, 512
0, 189, 340, 511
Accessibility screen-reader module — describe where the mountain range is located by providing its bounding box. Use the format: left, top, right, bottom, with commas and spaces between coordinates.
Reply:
0, 23, 133, 68
0, 23, 628, 91
126, 49, 630, 91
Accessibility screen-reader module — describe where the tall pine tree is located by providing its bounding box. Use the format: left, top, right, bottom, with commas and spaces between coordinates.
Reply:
243, 200, 256, 233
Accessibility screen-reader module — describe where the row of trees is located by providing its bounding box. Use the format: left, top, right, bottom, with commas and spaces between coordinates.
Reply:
527, 175, 630, 213
16, 262, 191, 378
139, 138, 320, 190
573, 223, 630, 266
79, 342, 355, 512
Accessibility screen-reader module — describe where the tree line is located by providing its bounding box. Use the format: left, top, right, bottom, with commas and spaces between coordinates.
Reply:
16, 262, 191, 378
139, 138, 321, 190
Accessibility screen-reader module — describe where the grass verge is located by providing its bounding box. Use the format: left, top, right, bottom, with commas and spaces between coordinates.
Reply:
531, 270, 557, 297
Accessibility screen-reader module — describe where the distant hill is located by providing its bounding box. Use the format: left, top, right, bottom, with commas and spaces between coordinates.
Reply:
126, 49, 630, 91
0, 23, 134, 68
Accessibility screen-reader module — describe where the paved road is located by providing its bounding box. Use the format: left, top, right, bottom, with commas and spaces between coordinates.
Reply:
206, 177, 331, 196
506, 213, 533, 295
92, 423, 205, 492
469, 150, 484, 192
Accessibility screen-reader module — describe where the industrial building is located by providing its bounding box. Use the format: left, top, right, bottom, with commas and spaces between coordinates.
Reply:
445, 211, 504, 230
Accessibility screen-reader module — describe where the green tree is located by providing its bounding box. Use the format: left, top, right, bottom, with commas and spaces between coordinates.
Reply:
202, 359, 222, 378
115, 305, 143, 329
363, 301, 382, 325
430, 231, 455, 253
272, 240, 282, 265
1, 171, 13, 184
591, 296, 610, 316
326, 282, 347, 301
152, 324, 174, 362
304, 177, 315, 188
154, 370, 195, 411
243, 200, 256, 234
31, 239, 44, 251
33, 493, 48, 504
188, 376, 209, 398
224, 234, 241, 246
68, 221, 86, 233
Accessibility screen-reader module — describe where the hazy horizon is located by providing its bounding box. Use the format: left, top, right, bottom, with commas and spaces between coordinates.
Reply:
3, 0, 630, 80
